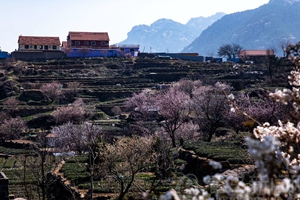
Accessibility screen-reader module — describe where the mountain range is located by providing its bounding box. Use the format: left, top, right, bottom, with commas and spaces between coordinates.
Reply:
119, 0, 300, 56
183, 0, 300, 56
118, 13, 225, 53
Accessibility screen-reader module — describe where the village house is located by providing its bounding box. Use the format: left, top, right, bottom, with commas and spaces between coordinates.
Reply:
12, 35, 63, 60
18, 36, 61, 51
239, 49, 275, 63
66, 31, 110, 49
110, 44, 140, 56
62, 31, 140, 58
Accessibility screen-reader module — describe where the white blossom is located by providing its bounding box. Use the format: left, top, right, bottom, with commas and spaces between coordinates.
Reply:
227, 93, 235, 100
209, 161, 222, 170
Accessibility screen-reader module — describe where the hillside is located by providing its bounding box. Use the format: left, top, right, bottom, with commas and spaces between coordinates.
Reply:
0, 57, 292, 122
0, 57, 293, 199
182, 0, 300, 56
119, 13, 225, 53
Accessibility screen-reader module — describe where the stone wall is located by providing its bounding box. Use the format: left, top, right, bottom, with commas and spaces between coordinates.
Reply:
11, 51, 64, 61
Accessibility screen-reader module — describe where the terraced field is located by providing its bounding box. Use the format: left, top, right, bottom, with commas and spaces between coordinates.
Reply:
0, 57, 293, 199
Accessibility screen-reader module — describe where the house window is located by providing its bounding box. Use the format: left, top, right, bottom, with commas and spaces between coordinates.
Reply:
130, 48, 134, 52
48, 46, 52, 49
25, 45, 29, 49
91, 41, 96, 46
39, 45, 43, 50
84, 41, 89, 46
52, 46, 57, 50
75, 41, 80, 46
101, 41, 107, 46
34, 45, 37, 49
44, 45, 48, 50
29, 45, 33, 49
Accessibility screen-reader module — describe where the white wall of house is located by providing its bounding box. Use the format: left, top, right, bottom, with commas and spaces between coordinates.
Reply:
18, 44, 61, 51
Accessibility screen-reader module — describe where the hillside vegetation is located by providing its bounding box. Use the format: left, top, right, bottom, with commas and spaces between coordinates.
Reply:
0, 56, 293, 199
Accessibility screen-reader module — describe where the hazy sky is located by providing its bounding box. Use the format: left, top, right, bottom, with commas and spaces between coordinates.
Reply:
0, 0, 269, 52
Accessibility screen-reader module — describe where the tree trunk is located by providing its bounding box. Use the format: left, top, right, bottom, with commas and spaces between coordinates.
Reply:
41, 155, 46, 200
118, 192, 125, 200
118, 180, 125, 200
171, 133, 176, 148
207, 131, 214, 142
118, 174, 135, 200
89, 152, 94, 200
23, 156, 29, 199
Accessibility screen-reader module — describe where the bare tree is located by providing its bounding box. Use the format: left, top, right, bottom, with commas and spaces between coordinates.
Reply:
207, 49, 215, 58
111, 106, 122, 117
206, 49, 215, 62
152, 134, 176, 180
173, 79, 202, 97
0, 117, 27, 140
3, 97, 20, 117
40, 81, 61, 102
155, 88, 191, 147
26, 133, 62, 200
191, 82, 232, 142
100, 49, 108, 58
51, 121, 103, 197
265, 48, 276, 80
218, 43, 243, 58
52, 98, 86, 124
52, 121, 101, 154
103, 136, 156, 200
279, 38, 291, 57
78, 47, 90, 58
66, 81, 81, 97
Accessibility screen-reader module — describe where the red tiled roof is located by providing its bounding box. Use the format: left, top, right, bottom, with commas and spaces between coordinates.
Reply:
68, 31, 109, 41
62, 41, 68, 48
18, 36, 61, 45
239, 50, 274, 56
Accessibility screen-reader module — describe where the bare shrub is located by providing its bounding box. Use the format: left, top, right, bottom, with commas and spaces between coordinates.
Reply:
40, 81, 61, 102
111, 106, 122, 116
52, 98, 86, 124
3, 97, 20, 116
66, 81, 81, 96
0, 117, 27, 140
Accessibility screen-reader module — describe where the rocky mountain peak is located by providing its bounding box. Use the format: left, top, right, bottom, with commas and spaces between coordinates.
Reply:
269, 0, 300, 4
118, 13, 225, 53
182, 0, 300, 56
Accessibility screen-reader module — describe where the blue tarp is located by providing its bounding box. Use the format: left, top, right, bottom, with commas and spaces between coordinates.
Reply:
227, 58, 240, 63
66, 48, 137, 58
0, 51, 10, 59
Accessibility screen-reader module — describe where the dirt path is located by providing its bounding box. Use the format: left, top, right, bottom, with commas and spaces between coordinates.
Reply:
52, 160, 89, 198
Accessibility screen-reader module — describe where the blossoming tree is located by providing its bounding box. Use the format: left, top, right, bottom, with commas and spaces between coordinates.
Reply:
160, 42, 300, 199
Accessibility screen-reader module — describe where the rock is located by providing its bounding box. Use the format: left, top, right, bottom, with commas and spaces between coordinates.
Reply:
19, 90, 44, 101
178, 147, 256, 183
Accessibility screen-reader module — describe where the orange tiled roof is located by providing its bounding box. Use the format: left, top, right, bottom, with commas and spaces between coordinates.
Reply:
68, 31, 109, 41
18, 36, 61, 45
239, 50, 274, 56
